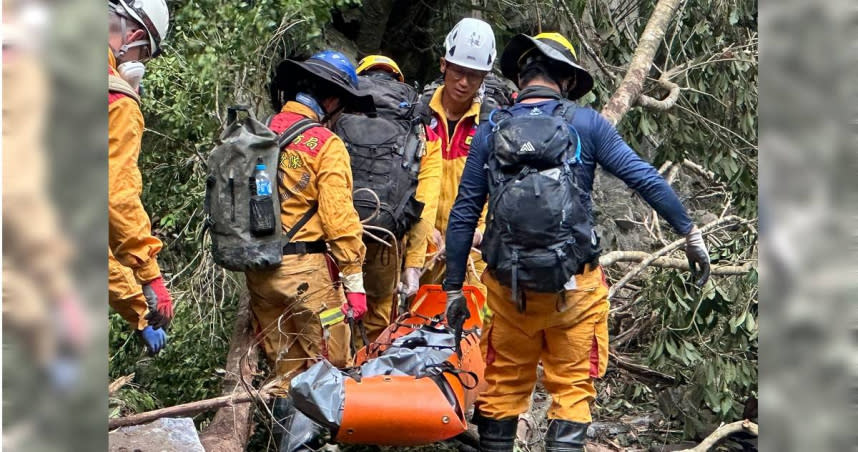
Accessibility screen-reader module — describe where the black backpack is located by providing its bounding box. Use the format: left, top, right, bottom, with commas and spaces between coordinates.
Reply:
481, 101, 599, 310
333, 75, 426, 240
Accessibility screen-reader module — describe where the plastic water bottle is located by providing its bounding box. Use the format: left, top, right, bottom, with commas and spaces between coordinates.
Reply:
249, 158, 275, 236
253, 158, 272, 196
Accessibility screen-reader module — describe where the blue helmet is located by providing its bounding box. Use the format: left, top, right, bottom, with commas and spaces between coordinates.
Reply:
309, 50, 360, 89
270, 49, 375, 114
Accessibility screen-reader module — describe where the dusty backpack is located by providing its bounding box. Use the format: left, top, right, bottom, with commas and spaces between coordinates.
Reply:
482, 101, 599, 310
204, 106, 318, 271
333, 75, 426, 240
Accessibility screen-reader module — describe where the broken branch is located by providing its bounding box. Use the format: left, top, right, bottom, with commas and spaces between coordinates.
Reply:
109, 389, 275, 430
600, 251, 753, 275
557, 0, 617, 81
677, 419, 759, 451
610, 352, 676, 385
108, 374, 135, 397
608, 215, 748, 299
601, 0, 682, 125
637, 78, 681, 111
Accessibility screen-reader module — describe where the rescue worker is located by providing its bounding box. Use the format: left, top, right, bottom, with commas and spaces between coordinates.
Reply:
108, 0, 173, 355
442, 33, 712, 451
352, 55, 442, 343
420, 17, 496, 302
260, 50, 375, 451
3, 0, 87, 391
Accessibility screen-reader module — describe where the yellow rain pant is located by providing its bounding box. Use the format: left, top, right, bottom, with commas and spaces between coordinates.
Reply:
475, 265, 610, 423
359, 241, 400, 346
246, 253, 352, 396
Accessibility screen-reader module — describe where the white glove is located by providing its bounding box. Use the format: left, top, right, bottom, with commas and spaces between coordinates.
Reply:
401, 267, 421, 298
341, 272, 365, 294
685, 226, 711, 286
472, 230, 483, 248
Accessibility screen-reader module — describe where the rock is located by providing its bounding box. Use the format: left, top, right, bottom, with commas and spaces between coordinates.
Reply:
109, 418, 204, 452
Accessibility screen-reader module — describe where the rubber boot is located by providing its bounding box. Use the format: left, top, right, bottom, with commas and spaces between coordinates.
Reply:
544, 419, 589, 452
472, 409, 517, 452
272, 398, 325, 452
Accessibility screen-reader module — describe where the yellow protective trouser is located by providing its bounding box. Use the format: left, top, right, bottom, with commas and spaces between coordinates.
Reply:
246, 253, 351, 396
108, 250, 149, 331
359, 242, 400, 346
476, 265, 610, 423
421, 249, 488, 297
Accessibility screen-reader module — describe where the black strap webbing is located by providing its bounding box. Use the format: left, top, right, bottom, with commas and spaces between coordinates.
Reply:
274, 117, 321, 245
283, 203, 318, 245
276, 118, 318, 148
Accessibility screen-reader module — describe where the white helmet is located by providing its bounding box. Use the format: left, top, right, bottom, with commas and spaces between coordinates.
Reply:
444, 17, 496, 72
110, 0, 169, 57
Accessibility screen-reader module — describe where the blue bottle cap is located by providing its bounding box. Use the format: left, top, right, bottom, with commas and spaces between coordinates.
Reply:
256, 164, 265, 170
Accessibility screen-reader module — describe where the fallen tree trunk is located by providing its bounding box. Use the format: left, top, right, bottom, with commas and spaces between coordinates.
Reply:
108, 389, 274, 430
198, 290, 260, 452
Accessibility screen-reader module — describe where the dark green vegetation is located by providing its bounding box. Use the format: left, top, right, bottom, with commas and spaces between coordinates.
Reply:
109, 1, 757, 449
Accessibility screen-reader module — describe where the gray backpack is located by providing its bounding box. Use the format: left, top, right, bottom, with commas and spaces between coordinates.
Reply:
204, 105, 318, 271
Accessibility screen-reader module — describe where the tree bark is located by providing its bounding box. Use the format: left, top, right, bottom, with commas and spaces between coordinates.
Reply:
600, 0, 682, 125
355, 0, 395, 56
198, 292, 260, 452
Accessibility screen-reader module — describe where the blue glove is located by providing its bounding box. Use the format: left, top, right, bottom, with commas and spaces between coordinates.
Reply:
138, 326, 167, 355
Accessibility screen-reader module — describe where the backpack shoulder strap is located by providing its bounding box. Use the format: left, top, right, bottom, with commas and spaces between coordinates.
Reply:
277, 118, 319, 148
275, 117, 321, 245
283, 203, 319, 244
554, 101, 582, 163
108, 74, 141, 104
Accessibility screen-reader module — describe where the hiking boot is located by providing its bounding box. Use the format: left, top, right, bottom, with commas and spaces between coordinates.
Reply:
544, 419, 589, 452
472, 409, 517, 452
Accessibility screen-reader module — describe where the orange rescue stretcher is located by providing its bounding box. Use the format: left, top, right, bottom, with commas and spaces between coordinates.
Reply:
289, 284, 487, 446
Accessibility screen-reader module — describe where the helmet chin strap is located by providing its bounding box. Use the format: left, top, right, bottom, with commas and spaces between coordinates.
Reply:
113, 13, 150, 61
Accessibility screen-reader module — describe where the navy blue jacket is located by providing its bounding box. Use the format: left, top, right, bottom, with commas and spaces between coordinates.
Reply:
443, 99, 694, 290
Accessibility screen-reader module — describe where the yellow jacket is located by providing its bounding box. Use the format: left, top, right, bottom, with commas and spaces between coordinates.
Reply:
108, 49, 162, 284
269, 102, 366, 276
426, 86, 487, 236
403, 127, 442, 268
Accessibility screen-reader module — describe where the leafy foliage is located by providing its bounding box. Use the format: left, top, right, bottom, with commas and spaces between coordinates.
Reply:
109, 0, 360, 415
109, 0, 758, 447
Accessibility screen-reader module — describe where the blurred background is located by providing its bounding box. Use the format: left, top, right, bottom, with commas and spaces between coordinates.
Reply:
3, 0, 107, 450
0, 0, 854, 450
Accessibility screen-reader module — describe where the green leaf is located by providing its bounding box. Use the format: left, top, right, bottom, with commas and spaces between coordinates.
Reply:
729, 8, 739, 25
745, 313, 757, 332
665, 338, 677, 357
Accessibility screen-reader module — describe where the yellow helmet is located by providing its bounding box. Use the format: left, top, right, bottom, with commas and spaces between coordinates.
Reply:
499, 32, 593, 99
356, 55, 404, 82
533, 32, 578, 59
